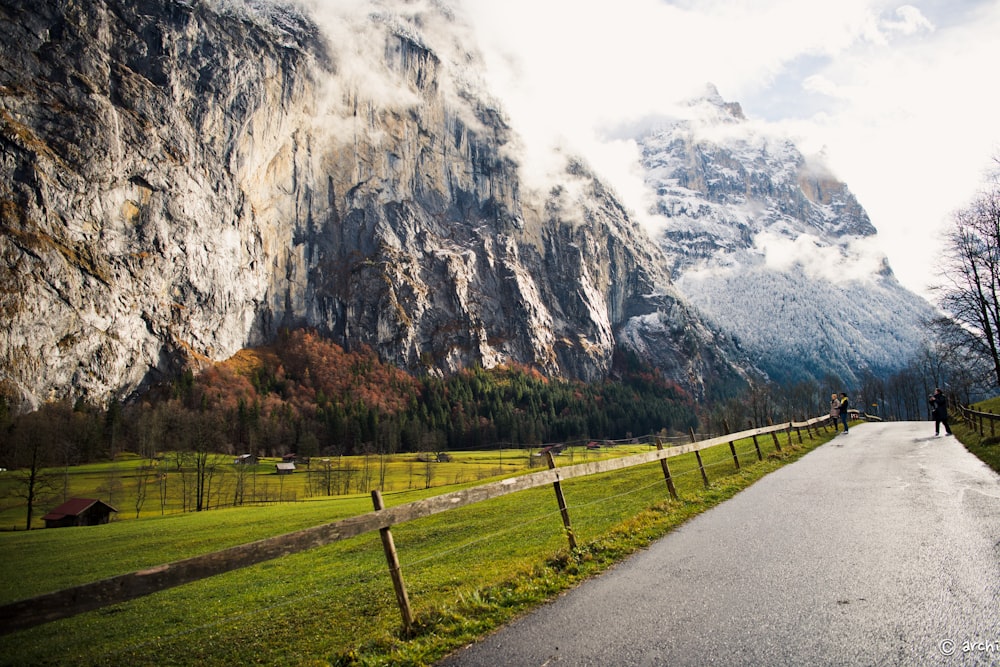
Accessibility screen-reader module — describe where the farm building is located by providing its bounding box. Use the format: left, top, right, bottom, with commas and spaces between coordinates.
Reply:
275, 462, 296, 475
42, 498, 118, 528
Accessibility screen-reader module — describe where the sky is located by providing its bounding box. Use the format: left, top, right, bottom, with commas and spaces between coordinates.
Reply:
456, 0, 1000, 299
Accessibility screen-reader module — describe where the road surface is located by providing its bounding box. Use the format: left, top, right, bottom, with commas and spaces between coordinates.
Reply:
438, 422, 1000, 666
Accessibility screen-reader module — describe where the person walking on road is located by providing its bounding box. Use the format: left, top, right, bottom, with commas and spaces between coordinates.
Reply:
839, 393, 850, 433
829, 393, 841, 432
929, 387, 952, 436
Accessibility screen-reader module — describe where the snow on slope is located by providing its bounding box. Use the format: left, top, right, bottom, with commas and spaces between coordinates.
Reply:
638, 88, 936, 386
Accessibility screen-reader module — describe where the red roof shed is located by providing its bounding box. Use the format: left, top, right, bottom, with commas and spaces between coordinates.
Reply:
42, 498, 118, 528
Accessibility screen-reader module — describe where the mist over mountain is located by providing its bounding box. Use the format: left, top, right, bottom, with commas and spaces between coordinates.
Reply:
0, 0, 748, 411
637, 87, 936, 386
0, 0, 935, 414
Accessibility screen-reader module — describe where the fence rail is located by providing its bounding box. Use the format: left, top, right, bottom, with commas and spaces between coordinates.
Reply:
0, 415, 834, 636
958, 404, 999, 438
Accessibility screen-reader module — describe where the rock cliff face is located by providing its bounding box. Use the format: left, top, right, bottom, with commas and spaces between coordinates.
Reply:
0, 0, 744, 410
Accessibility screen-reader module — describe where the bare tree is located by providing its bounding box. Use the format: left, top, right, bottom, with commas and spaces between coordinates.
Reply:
745, 381, 775, 427
189, 412, 223, 512
133, 461, 155, 519
858, 371, 886, 420
934, 164, 1000, 387
5, 407, 60, 529
232, 457, 251, 506
886, 364, 923, 420
157, 470, 169, 515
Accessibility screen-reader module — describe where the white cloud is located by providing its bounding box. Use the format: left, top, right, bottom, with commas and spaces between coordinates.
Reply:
456, 0, 1000, 300
755, 231, 885, 284
802, 74, 846, 98
882, 5, 935, 35
273, 0, 1000, 301
775, 2, 1000, 297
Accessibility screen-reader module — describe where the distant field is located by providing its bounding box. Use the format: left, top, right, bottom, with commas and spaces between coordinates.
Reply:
0, 442, 659, 530
0, 424, 837, 666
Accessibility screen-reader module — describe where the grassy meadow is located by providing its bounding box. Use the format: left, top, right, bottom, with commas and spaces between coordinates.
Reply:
0, 443, 661, 531
0, 423, 839, 666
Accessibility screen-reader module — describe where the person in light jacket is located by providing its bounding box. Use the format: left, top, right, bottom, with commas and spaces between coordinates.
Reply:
829, 393, 841, 432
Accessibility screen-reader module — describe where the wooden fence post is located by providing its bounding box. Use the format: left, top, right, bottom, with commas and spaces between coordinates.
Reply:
724, 420, 740, 470
991, 411, 995, 439
748, 420, 762, 460
371, 490, 414, 634
546, 451, 577, 551
767, 418, 782, 452
690, 428, 710, 487
795, 418, 804, 444
655, 438, 679, 499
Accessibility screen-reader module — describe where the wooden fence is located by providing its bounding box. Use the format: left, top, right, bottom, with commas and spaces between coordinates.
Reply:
957, 404, 1000, 438
0, 415, 835, 636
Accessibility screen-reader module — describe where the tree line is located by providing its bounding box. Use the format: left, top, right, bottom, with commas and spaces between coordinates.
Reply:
0, 329, 703, 524
4, 325, 967, 473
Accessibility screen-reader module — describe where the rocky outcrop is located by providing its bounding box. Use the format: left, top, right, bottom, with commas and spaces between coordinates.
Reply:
0, 0, 744, 410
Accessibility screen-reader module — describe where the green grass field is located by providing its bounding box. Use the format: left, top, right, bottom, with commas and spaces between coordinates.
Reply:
953, 397, 1000, 474
0, 423, 838, 666
0, 444, 650, 530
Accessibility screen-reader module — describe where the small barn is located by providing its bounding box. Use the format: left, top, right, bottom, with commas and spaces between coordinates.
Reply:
43, 498, 118, 528
275, 462, 296, 475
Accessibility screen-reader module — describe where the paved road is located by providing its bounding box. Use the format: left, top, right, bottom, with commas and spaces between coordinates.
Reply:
438, 422, 1000, 666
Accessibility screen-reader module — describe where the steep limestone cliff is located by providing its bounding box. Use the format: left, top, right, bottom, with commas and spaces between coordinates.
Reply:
0, 0, 743, 410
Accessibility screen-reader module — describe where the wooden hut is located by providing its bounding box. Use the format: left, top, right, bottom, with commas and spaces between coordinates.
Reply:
42, 498, 118, 528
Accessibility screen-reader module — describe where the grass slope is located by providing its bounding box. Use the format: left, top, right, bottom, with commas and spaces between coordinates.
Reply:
953, 397, 1000, 475
0, 423, 839, 666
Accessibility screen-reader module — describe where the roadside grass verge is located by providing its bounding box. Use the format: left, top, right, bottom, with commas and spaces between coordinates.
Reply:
0, 424, 837, 666
953, 398, 1000, 475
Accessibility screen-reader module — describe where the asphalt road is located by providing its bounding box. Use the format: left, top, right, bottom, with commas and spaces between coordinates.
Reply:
437, 422, 1000, 666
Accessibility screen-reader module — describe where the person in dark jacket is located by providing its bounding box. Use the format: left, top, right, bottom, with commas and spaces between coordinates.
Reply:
839, 393, 850, 433
929, 387, 952, 436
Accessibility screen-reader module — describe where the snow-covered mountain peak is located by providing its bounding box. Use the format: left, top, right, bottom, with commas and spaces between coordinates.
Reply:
635, 88, 935, 386
683, 83, 746, 123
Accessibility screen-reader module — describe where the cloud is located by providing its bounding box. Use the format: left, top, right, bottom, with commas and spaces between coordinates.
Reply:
754, 231, 886, 284
264, 0, 1000, 300
773, 3, 1000, 297
802, 74, 846, 98
454, 0, 1000, 300
881, 5, 935, 36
